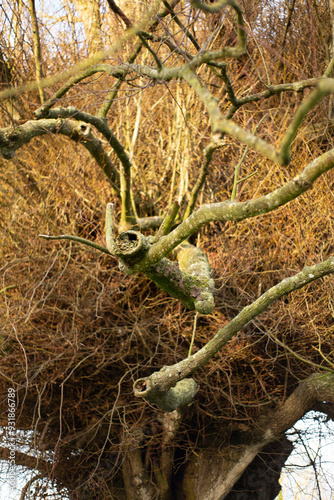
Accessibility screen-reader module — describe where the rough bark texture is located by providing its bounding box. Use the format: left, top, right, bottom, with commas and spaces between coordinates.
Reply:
105, 225, 215, 314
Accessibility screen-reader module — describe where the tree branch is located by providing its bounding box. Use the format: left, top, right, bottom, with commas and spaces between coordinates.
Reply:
154, 202, 180, 241
0, 119, 120, 194
138, 145, 334, 268
37, 107, 131, 174
28, 0, 45, 104
265, 372, 334, 439
36, 106, 136, 227
134, 257, 334, 410
190, 0, 246, 53
34, 65, 127, 117
181, 66, 282, 163
39, 234, 111, 255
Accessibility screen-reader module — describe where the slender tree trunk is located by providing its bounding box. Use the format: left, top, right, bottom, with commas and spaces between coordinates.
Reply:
28, 0, 45, 104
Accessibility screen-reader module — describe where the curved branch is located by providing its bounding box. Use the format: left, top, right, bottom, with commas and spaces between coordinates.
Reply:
279, 78, 334, 163
37, 107, 132, 172
181, 372, 334, 499
40, 107, 134, 227
265, 372, 334, 438
181, 67, 282, 163
138, 145, 334, 269
237, 78, 319, 107
134, 256, 334, 409
0, 119, 120, 194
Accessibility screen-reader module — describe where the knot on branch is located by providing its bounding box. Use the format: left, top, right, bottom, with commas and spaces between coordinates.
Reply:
0, 147, 15, 159
73, 122, 92, 140
134, 376, 198, 412
34, 107, 49, 119
105, 206, 214, 311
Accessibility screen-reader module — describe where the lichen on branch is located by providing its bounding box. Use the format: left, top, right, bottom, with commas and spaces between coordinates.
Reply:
134, 256, 334, 410
0, 119, 120, 194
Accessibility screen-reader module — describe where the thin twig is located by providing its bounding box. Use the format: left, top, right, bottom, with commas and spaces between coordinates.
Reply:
188, 312, 199, 357
39, 234, 111, 255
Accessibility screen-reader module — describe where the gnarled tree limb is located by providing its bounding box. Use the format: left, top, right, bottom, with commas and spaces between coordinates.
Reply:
134, 257, 334, 410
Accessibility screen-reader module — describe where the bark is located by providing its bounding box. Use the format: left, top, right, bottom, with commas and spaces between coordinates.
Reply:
122, 411, 182, 500
122, 447, 157, 500
225, 438, 294, 500
137, 215, 164, 231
